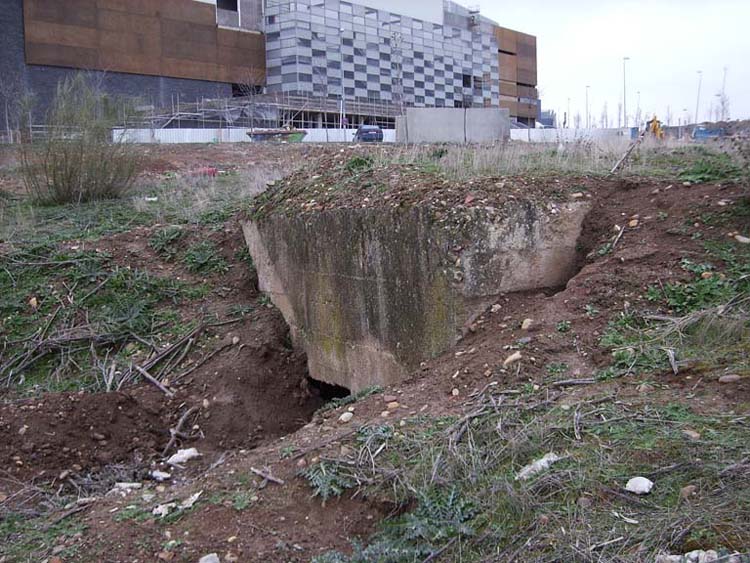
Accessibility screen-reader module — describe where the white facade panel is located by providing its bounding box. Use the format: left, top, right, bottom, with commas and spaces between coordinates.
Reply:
355, 0, 444, 24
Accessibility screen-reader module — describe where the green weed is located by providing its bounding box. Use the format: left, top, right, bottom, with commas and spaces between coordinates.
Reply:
316, 385, 383, 414
183, 241, 228, 275
149, 226, 184, 258
300, 461, 357, 502
679, 153, 742, 183
0, 512, 86, 561
546, 362, 569, 376
345, 155, 375, 174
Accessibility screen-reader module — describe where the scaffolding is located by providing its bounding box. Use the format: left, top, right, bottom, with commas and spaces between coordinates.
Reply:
123, 91, 403, 131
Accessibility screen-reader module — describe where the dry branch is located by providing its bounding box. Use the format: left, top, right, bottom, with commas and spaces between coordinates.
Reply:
162, 406, 200, 456
135, 365, 174, 398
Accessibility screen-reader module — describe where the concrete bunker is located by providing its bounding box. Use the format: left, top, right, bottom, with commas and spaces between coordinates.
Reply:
243, 194, 591, 393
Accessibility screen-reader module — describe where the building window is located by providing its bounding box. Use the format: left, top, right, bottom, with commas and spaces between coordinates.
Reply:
218, 0, 238, 11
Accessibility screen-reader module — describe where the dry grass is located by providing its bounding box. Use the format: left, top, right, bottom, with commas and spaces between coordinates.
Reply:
376, 138, 744, 183
309, 386, 750, 562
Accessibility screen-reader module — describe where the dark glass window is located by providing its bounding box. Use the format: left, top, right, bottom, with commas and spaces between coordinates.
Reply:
218, 0, 238, 11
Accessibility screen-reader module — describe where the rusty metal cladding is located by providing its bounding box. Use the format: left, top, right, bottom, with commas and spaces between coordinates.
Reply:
23, 0, 266, 85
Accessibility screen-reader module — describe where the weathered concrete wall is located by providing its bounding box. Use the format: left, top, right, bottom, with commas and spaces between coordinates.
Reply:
243, 199, 590, 392
396, 107, 511, 144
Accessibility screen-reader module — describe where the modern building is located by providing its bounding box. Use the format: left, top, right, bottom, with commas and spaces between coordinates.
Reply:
539, 109, 557, 128
0, 0, 539, 133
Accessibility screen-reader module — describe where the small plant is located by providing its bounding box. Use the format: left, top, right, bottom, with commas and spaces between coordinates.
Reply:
546, 362, 569, 376
300, 461, 356, 502
316, 385, 382, 414
149, 226, 183, 258
556, 320, 571, 333
231, 491, 253, 511
596, 241, 613, 256
234, 246, 254, 266
429, 147, 448, 160
228, 304, 253, 317
584, 304, 600, 318
345, 155, 374, 174
280, 445, 296, 459
184, 241, 228, 274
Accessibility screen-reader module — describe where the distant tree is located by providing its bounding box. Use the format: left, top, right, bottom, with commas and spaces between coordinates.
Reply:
574, 112, 582, 129
717, 92, 730, 121
600, 102, 609, 129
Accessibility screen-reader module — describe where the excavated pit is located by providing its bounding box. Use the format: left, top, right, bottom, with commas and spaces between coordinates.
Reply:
243, 192, 591, 392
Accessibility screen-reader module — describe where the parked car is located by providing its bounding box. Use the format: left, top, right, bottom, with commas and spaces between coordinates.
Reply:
353, 125, 384, 143
692, 126, 726, 141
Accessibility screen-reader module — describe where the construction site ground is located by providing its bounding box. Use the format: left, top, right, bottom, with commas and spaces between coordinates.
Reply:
0, 141, 748, 563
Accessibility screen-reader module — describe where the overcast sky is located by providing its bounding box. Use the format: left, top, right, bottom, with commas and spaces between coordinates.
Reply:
478, 0, 750, 126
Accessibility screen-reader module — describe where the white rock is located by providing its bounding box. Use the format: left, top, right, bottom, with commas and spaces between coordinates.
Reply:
515, 452, 561, 481
153, 502, 177, 517
338, 412, 353, 423
167, 448, 201, 466
734, 234, 750, 244
198, 554, 221, 563
625, 476, 654, 495
521, 318, 534, 331
180, 490, 203, 510
114, 482, 142, 490
718, 374, 741, 384
503, 351, 523, 367
150, 470, 171, 482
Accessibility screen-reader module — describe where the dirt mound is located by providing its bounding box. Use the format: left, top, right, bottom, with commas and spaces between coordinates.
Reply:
0, 390, 165, 481
247, 149, 612, 221
0, 222, 325, 487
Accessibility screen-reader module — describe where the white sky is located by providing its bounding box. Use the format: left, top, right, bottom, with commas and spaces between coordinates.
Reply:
477, 0, 750, 125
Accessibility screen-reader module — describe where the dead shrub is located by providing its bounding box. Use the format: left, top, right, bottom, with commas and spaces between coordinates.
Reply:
19, 74, 142, 204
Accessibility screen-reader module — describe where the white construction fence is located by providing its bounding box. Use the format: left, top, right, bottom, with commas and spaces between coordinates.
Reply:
112, 128, 396, 144
511, 128, 637, 143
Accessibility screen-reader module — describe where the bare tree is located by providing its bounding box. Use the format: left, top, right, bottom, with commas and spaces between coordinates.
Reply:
574, 112, 581, 129
717, 92, 730, 121
600, 102, 609, 129
0, 75, 29, 143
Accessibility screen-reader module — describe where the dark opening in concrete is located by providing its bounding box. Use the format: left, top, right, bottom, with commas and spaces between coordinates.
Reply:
307, 376, 351, 401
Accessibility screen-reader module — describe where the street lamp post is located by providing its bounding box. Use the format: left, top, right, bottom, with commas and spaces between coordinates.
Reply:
695, 70, 703, 125
636, 90, 641, 128
585, 85, 590, 129
623, 56, 630, 128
